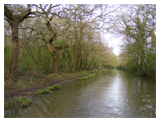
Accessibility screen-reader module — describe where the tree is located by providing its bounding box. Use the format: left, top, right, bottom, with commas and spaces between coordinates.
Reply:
4, 4, 34, 77
33, 4, 75, 73
60, 4, 117, 71
115, 4, 156, 78
4, 4, 119, 79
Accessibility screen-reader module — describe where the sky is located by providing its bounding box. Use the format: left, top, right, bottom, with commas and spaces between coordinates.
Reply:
104, 33, 122, 56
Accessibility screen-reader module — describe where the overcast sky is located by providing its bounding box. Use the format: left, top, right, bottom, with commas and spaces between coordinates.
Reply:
104, 33, 122, 56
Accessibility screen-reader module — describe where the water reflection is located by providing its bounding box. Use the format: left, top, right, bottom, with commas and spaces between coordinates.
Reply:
4, 70, 156, 118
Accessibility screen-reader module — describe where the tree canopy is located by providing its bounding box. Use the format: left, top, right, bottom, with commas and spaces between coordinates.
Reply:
4, 4, 118, 78
4, 4, 155, 80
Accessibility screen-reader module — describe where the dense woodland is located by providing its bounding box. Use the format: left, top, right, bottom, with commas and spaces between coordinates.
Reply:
116, 5, 156, 80
4, 4, 156, 81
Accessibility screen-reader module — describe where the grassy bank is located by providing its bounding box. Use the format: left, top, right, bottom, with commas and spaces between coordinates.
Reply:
4, 96, 32, 108
117, 66, 156, 81
35, 85, 61, 95
76, 69, 112, 80
4, 70, 100, 90
4, 85, 61, 108
76, 74, 95, 80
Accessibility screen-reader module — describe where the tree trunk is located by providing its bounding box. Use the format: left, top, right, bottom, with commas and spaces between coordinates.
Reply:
141, 50, 145, 70
72, 46, 78, 72
98, 61, 101, 70
151, 31, 156, 54
52, 54, 58, 73
10, 23, 19, 78
136, 55, 139, 71
87, 56, 94, 70
72, 56, 77, 71
5, 5, 31, 77
46, 43, 58, 73
92, 61, 94, 70
65, 50, 73, 69
77, 47, 81, 71
62, 52, 66, 70
84, 56, 88, 70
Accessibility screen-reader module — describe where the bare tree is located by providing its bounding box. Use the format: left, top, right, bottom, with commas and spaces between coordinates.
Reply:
33, 4, 75, 73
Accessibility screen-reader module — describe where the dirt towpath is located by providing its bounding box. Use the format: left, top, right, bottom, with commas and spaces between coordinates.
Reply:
4, 76, 80, 101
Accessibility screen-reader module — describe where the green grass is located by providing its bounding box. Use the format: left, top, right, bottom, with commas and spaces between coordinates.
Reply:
4, 85, 62, 108
36, 85, 61, 95
95, 71, 103, 75
4, 96, 32, 108
36, 88, 50, 95
76, 69, 112, 81
4, 69, 100, 90
76, 74, 95, 80
52, 85, 61, 90
17, 96, 24, 102
95, 69, 111, 75
46, 86, 54, 90
20, 99, 32, 108
4, 101, 9, 106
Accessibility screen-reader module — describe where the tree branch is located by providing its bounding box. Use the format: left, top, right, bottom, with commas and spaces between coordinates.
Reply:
55, 43, 75, 50
19, 4, 31, 22
4, 4, 13, 22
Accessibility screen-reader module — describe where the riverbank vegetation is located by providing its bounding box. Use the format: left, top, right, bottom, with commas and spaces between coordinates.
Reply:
4, 4, 118, 89
76, 69, 111, 80
35, 85, 61, 95
4, 69, 111, 108
77, 74, 95, 80
4, 96, 32, 108
114, 5, 156, 80
4, 84, 61, 108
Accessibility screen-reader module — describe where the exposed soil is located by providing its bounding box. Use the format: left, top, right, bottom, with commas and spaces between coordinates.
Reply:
4, 75, 81, 101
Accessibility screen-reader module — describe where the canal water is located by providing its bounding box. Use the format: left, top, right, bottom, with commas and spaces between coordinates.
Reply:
4, 70, 156, 118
